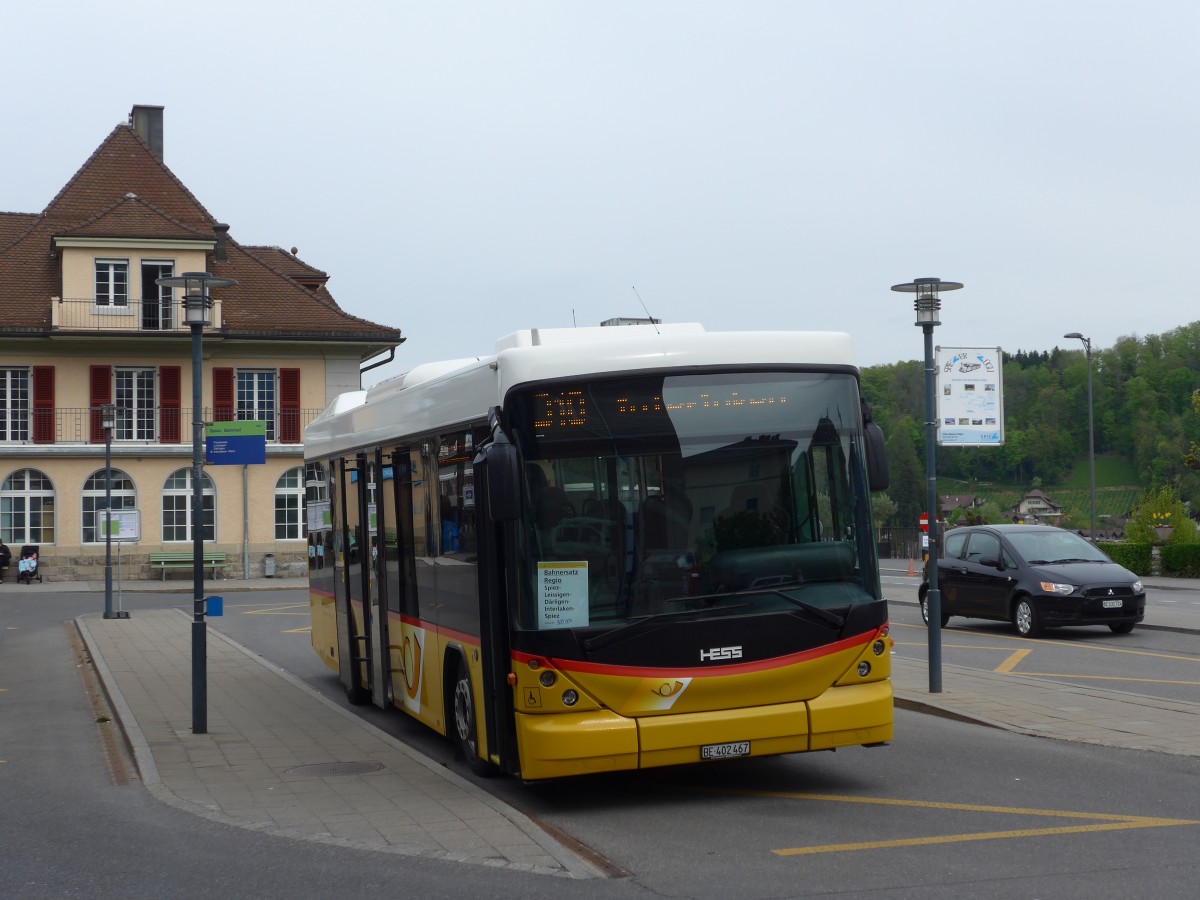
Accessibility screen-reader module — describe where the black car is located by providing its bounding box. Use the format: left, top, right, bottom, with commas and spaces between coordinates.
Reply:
918, 524, 1145, 637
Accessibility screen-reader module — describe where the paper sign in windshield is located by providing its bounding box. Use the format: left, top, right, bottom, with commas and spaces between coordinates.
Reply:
538, 561, 589, 628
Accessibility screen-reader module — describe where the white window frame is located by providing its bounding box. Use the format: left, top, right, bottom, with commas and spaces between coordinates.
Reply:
95, 258, 131, 310
237, 369, 277, 441
114, 367, 157, 441
0, 367, 30, 443
274, 467, 306, 541
82, 469, 138, 544
0, 468, 55, 546
161, 468, 215, 543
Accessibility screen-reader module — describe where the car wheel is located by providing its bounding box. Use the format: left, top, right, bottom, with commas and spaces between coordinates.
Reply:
1108, 621, 1135, 634
1013, 597, 1043, 637
452, 658, 494, 777
920, 592, 950, 628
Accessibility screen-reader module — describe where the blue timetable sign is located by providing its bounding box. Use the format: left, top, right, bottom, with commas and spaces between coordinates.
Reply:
206, 420, 266, 465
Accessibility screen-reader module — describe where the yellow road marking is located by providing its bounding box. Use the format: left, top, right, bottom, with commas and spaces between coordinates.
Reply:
1011, 672, 1200, 686
994, 648, 1031, 673
283, 627, 312, 634
893, 621, 1200, 664
776, 819, 1190, 855
240, 604, 310, 616
706, 790, 1200, 857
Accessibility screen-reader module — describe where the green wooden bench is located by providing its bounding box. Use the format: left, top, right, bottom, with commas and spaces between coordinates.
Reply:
148, 551, 227, 581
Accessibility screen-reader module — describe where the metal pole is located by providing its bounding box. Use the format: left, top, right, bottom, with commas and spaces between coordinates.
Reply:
191, 320, 207, 734
923, 323, 942, 693
1085, 344, 1096, 540
103, 422, 114, 619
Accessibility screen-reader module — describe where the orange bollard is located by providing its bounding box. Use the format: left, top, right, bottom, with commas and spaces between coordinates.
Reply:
907, 559, 916, 577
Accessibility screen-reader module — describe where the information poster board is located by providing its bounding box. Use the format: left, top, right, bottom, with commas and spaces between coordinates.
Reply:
936, 347, 1005, 447
103, 509, 141, 542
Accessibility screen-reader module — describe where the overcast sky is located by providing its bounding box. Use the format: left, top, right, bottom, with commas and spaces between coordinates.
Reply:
4, 1, 1196, 385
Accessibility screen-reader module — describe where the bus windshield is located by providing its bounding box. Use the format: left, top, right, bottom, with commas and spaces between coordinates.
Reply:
507, 370, 879, 631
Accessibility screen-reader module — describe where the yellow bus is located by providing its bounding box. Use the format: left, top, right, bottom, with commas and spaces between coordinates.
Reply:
305, 321, 893, 780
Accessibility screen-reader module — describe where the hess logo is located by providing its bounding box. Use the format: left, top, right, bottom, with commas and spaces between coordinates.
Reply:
700, 645, 743, 662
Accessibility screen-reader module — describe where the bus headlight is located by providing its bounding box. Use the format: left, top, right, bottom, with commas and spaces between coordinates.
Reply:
872, 639, 886, 656
561, 690, 579, 707
539, 670, 557, 687
857, 661, 871, 678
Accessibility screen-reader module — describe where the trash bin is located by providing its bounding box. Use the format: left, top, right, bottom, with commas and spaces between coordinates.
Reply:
264, 553, 276, 577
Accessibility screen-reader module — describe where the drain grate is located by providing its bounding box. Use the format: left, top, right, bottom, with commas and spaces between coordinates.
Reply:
284, 761, 384, 778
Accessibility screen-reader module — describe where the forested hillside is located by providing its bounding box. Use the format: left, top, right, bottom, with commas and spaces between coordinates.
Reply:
860, 321, 1200, 528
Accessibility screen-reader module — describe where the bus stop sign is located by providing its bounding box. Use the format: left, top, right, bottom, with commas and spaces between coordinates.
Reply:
919, 512, 929, 533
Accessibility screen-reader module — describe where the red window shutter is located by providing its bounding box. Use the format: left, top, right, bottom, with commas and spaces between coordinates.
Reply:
213, 367, 234, 422
89, 365, 112, 443
160, 366, 181, 443
280, 368, 301, 443
32, 366, 56, 444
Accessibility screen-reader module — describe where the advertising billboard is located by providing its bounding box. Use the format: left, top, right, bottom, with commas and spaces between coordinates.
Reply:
936, 347, 1004, 447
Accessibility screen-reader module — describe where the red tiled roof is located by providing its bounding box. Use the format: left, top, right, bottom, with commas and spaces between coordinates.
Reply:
1, 119, 403, 346
243, 246, 329, 285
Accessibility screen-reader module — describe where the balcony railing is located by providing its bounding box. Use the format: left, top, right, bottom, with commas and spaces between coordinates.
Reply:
0, 407, 323, 446
52, 297, 225, 332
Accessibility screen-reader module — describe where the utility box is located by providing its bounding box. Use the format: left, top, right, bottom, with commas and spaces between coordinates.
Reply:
264, 553, 276, 577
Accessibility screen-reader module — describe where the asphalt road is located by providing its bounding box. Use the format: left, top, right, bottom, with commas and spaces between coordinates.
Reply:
3, 586, 1199, 898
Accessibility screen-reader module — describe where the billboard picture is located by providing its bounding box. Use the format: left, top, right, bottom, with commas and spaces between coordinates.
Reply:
936, 347, 1004, 447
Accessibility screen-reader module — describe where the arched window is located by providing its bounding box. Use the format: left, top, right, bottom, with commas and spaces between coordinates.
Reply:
162, 468, 215, 543
82, 470, 138, 543
275, 466, 306, 540
1, 468, 56, 545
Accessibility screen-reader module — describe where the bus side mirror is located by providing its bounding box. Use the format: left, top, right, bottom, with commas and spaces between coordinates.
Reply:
865, 421, 889, 493
480, 432, 522, 522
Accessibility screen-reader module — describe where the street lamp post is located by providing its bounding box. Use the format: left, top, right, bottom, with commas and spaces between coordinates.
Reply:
1064, 332, 1096, 540
891, 277, 963, 694
101, 403, 117, 619
156, 271, 237, 735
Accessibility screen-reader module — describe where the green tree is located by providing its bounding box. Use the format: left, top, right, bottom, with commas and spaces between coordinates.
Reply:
885, 419, 924, 528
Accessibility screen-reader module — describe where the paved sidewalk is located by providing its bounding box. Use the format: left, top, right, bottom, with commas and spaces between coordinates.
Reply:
892, 656, 1200, 757
888, 575, 1200, 757
77, 609, 603, 879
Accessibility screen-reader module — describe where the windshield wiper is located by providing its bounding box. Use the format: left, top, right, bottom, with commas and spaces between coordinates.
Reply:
757, 589, 846, 628
669, 586, 845, 628
582, 603, 751, 653
583, 585, 848, 655
1048, 557, 1093, 564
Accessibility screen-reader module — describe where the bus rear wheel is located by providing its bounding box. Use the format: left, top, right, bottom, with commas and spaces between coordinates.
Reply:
453, 659, 494, 777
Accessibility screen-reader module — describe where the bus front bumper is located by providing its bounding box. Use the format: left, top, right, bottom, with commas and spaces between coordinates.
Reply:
513, 681, 893, 781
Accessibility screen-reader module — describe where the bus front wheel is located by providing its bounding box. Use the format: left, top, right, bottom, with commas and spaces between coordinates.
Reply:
453, 659, 494, 777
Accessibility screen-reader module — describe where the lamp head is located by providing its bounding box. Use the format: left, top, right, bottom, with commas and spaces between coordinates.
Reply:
890, 277, 963, 327
100, 403, 116, 432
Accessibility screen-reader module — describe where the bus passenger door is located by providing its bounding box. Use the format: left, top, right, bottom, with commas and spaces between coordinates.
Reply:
364, 452, 393, 709
333, 455, 371, 704
474, 427, 520, 773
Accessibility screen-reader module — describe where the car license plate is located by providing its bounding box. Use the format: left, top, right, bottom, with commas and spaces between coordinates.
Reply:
701, 741, 750, 760
1102, 599, 1123, 609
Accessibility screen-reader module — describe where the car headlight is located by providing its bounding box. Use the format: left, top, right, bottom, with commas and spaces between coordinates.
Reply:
1132, 580, 1144, 593
1039, 581, 1075, 595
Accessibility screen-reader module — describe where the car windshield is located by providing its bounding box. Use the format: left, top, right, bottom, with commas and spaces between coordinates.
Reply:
1006, 530, 1112, 565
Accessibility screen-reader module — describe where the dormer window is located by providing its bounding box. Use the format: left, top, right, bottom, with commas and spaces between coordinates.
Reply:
95, 258, 129, 307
